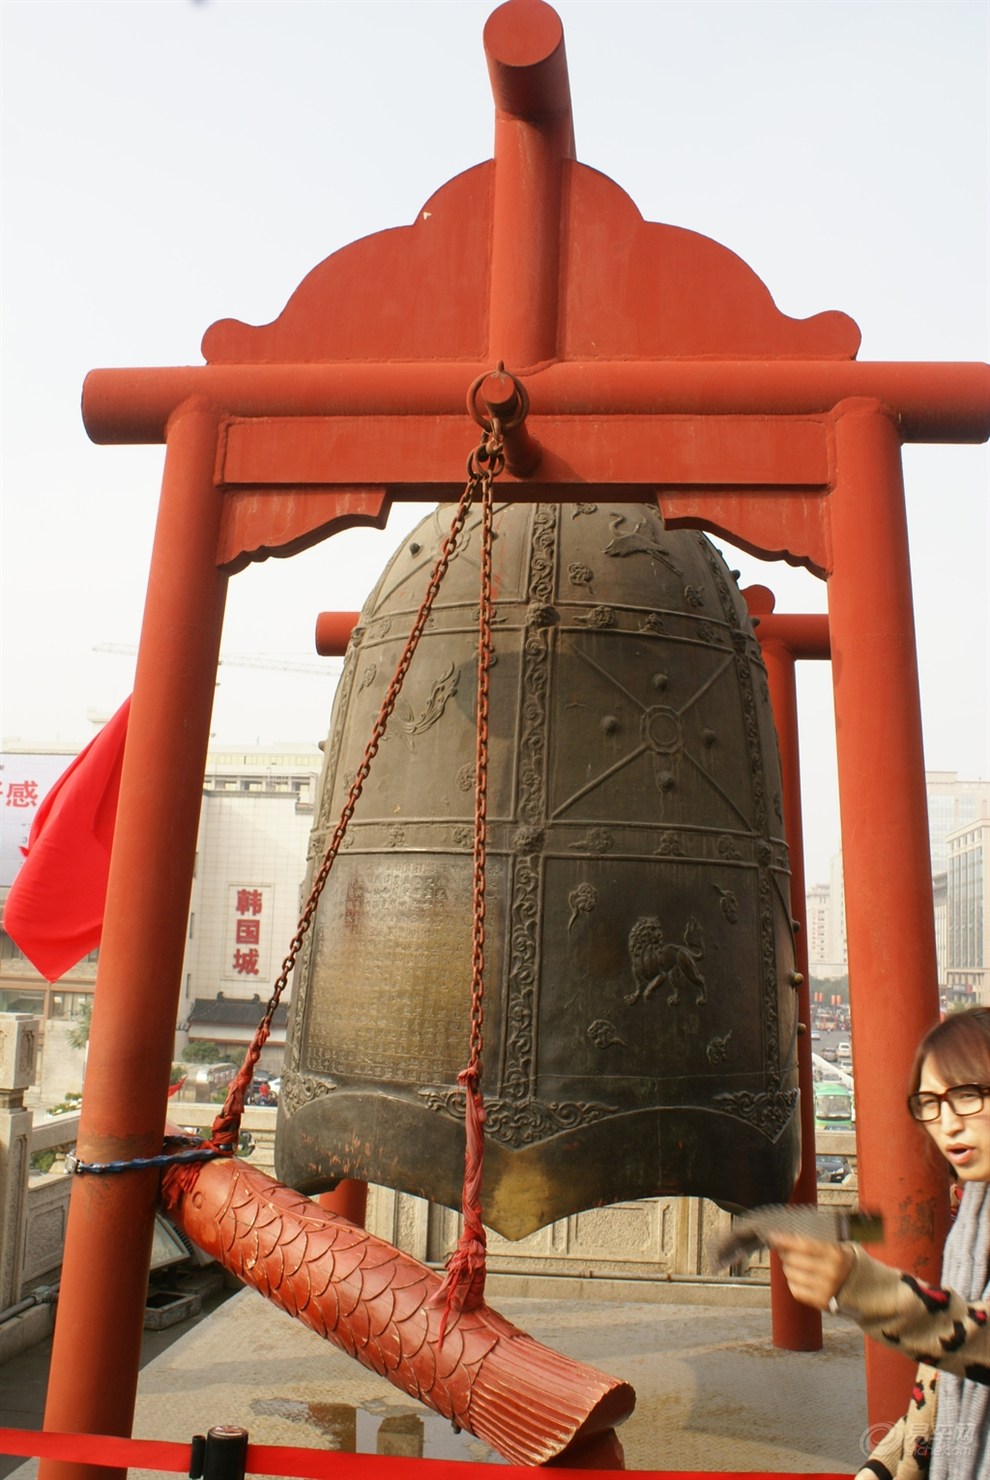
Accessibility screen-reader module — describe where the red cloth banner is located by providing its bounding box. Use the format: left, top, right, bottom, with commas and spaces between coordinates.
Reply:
1, 697, 130, 981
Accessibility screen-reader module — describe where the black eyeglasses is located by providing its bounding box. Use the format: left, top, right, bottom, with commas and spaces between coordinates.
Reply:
907, 1084, 990, 1122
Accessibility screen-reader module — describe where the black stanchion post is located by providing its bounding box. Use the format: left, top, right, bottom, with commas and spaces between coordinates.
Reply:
188, 1434, 206, 1478
202, 1426, 249, 1480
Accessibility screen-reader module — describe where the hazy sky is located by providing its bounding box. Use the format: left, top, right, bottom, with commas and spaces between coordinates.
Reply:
1, 0, 987, 886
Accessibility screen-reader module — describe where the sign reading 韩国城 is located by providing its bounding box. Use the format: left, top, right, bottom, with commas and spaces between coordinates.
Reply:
223, 883, 275, 983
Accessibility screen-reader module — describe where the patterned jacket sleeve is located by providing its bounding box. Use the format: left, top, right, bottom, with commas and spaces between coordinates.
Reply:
837, 1246, 990, 1383
853, 1363, 937, 1480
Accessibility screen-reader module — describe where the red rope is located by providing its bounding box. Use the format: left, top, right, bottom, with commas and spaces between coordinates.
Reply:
203, 425, 501, 1352
204, 473, 483, 1159
433, 1066, 488, 1346
434, 448, 498, 1343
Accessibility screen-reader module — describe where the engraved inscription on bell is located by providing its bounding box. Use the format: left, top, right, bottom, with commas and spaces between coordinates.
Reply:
303, 857, 506, 1087
277, 502, 800, 1238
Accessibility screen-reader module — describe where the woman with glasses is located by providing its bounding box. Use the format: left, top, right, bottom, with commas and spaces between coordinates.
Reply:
773, 1005, 989, 1480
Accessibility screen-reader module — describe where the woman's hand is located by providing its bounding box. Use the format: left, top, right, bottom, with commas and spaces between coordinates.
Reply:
769, 1232, 855, 1309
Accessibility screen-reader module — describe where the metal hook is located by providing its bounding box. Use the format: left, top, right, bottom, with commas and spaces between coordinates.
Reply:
466, 363, 541, 477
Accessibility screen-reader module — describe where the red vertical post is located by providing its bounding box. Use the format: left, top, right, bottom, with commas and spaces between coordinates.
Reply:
826, 398, 945, 1428
484, 0, 574, 368
748, 590, 824, 1352
40, 401, 228, 1480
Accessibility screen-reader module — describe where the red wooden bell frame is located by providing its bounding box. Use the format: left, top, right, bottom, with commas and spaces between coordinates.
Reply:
38, 1, 990, 1474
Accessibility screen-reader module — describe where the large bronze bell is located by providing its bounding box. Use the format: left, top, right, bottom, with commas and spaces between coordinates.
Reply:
277, 501, 800, 1238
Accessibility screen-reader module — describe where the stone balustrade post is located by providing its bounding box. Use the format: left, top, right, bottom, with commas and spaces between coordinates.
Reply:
0, 1013, 40, 1309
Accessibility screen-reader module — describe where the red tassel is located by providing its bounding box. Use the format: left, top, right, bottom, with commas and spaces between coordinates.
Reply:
208, 1019, 272, 1153
433, 1069, 488, 1345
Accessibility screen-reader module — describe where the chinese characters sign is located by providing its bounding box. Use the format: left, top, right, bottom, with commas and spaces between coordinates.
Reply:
0, 753, 72, 888
223, 884, 274, 982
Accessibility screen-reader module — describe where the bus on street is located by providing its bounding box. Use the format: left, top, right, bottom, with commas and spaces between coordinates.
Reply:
814, 1079, 854, 1132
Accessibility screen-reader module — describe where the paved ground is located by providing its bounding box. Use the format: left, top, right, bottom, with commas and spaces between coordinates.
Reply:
1, 1274, 874, 1475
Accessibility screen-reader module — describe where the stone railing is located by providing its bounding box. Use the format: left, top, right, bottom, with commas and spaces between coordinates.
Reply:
166, 1102, 278, 1176
0, 1024, 283, 1303
20, 1112, 80, 1292
0, 1017, 287, 1364
1, 1013, 45, 1313
815, 1129, 859, 1204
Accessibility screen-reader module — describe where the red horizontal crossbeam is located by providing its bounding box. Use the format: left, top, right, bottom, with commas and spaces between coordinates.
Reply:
0, 1428, 849, 1480
745, 586, 831, 659
220, 411, 829, 490
82, 358, 990, 445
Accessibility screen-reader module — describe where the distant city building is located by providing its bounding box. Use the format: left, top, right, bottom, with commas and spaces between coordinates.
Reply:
805, 856, 847, 979
933, 776, 988, 1007
826, 851, 847, 969
805, 883, 829, 966
932, 870, 948, 988
926, 772, 989, 875
944, 810, 989, 1006
805, 772, 989, 1005
0, 738, 322, 1087
177, 747, 322, 1066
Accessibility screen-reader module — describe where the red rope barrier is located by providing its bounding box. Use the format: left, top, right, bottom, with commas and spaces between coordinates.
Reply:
0, 1431, 849, 1479
0, 1428, 190, 1471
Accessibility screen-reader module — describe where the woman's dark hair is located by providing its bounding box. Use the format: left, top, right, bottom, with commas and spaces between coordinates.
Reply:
908, 1006, 990, 1097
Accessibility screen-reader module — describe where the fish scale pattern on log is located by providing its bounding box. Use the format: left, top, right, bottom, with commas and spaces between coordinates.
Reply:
160, 1156, 634, 1466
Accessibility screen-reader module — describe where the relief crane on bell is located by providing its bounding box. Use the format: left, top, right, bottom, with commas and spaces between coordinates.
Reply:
277, 501, 801, 1239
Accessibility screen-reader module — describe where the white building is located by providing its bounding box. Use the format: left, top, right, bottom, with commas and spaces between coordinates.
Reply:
944, 809, 989, 1006
0, 739, 322, 1095
926, 772, 990, 875
805, 883, 829, 966
804, 853, 847, 980
932, 870, 948, 989
177, 746, 322, 1066
805, 773, 989, 999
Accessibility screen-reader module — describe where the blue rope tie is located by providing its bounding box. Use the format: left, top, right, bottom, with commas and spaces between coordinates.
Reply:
64, 1137, 235, 1176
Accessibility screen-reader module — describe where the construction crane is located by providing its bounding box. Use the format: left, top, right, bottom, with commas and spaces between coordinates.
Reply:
93, 643, 337, 676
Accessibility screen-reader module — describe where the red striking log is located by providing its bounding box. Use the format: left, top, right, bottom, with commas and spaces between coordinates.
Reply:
160, 1157, 634, 1468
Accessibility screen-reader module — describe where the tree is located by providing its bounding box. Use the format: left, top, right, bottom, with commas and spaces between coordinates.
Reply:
181, 1039, 222, 1063
67, 997, 93, 1052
